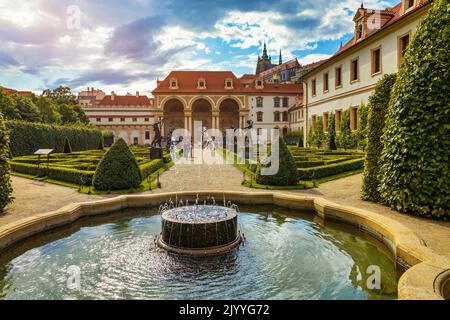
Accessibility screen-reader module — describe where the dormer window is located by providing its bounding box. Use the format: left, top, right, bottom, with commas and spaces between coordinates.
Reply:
255, 79, 264, 89
225, 78, 233, 89
197, 78, 206, 89
170, 78, 178, 89
405, 0, 415, 10
356, 20, 363, 40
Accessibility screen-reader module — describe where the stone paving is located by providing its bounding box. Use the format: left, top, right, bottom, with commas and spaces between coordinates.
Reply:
2, 156, 450, 257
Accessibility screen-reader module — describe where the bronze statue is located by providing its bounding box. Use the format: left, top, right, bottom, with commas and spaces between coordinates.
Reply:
151, 118, 164, 148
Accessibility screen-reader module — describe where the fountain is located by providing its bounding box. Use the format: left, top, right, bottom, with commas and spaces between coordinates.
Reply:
156, 197, 242, 255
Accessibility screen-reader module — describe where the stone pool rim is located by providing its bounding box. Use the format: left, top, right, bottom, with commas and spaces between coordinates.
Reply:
0, 191, 448, 300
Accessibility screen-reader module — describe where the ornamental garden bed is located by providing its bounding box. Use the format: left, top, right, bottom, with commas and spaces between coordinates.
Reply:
9, 147, 172, 193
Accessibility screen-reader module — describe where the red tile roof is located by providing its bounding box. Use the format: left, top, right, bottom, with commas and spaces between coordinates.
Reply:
152, 71, 302, 94
98, 94, 154, 107
0, 86, 32, 96
258, 59, 301, 77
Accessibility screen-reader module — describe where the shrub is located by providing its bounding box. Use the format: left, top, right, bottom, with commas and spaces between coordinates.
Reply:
298, 158, 364, 180
284, 130, 303, 145
256, 138, 299, 186
63, 138, 72, 153
327, 112, 337, 150
337, 109, 354, 150
97, 139, 104, 150
361, 74, 397, 202
93, 138, 142, 190
0, 113, 13, 211
355, 102, 369, 150
140, 159, 164, 179
6, 120, 102, 156
378, 0, 450, 218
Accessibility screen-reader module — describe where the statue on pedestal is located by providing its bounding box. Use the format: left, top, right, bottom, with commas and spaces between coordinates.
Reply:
150, 118, 164, 159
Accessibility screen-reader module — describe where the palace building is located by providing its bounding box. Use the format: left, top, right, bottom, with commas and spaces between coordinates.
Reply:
302, 0, 432, 144
151, 71, 303, 138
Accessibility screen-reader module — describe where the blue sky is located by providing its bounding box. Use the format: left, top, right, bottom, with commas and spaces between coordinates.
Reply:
0, 0, 399, 95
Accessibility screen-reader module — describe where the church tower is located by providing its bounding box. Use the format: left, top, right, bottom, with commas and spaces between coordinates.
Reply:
255, 41, 273, 74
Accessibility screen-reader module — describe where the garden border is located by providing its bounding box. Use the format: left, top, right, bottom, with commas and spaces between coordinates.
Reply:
0, 191, 448, 300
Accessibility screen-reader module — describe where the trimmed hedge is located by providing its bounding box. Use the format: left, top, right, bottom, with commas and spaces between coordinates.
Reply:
361, 74, 397, 202
298, 158, 364, 180
10, 161, 94, 186
140, 159, 164, 179
0, 113, 13, 211
378, 0, 450, 219
93, 138, 142, 191
6, 120, 102, 156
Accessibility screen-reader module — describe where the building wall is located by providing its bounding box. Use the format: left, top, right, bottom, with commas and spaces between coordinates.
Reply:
304, 10, 425, 130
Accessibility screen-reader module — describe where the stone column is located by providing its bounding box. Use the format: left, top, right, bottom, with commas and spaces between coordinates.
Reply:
212, 111, 219, 129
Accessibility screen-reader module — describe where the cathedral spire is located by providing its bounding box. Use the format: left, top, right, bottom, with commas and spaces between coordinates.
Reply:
262, 41, 269, 60
279, 49, 283, 65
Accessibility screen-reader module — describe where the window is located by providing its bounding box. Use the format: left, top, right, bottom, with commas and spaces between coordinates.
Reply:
256, 80, 263, 87
144, 118, 149, 122
323, 112, 329, 130
371, 48, 382, 75
335, 66, 342, 88
274, 97, 280, 108
96, 118, 101, 122
350, 107, 358, 131
311, 79, 317, 96
132, 118, 137, 122
108, 118, 113, 122
350, 58, 359, 82
257, 128, 262, 135
335, 110, 342, 131
311, 115, 317, 130
120, 118, 125, 122
356, 21, 363, 40
274, 112, 280, 122
225, 78, 233, 88
257, 112, 263, 122
282, 97, 289, 108
256, 97, 263, 108
405, 0, 415, 10
282, 111, 288, 122
198, 78, 206, 89
323, 73, 329, 92
170, 78, 178, 89
145, 131, 150, 140
398, 33, 410, 64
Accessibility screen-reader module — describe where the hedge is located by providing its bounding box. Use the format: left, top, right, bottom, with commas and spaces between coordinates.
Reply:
0, 113, 13, 211
9, 161, 94, 186
298, 158, 364, 180
6, 120, 103, 156
378, 0, 450, 219
140, 159, 164, 179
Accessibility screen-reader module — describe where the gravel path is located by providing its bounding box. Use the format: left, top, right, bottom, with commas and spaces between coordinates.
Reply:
2, 158, 449, 257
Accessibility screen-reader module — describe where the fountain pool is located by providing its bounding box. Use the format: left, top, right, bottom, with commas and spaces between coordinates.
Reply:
0, 205, 400, 300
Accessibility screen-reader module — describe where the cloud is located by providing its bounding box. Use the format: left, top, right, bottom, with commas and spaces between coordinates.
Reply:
0, 51, 19, 67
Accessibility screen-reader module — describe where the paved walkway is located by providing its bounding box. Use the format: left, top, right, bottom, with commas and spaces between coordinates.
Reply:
2, 158, 450, 257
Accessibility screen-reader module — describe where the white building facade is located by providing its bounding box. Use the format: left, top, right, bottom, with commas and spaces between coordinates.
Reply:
303, 0, 432, 141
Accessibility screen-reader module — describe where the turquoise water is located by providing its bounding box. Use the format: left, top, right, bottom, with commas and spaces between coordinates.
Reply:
0, 206, 399, 300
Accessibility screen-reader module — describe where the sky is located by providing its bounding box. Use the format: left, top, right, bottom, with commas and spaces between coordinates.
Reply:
0, 0, 399, 96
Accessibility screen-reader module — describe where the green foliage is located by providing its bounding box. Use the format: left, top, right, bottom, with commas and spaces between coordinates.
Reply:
361, 74, 397, 202
378, 0, 450, 218
298, 158, 364, 180
102, 131, 114, 147
93, 138, 142, 190
12, 95, 41, 122
33, 96, 62, 124
97, 139, 104, 150
0, 89, 20, 120
327, 112, 337, 150
308, 117, 325, 148
284, 130, 303, 145
0, 113, 13, 211
6, 120, 102, 156
297, 133, 304, 148
354, 102, 369, 150
140, 159, 164, 179
42, 86, 78, 105
58, 104, 89, 125
337, 109, 354, 150
256, 138, 299, 186
63, 138, 72, 153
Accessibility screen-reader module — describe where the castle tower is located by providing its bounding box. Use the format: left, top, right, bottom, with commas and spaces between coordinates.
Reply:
256, 41, 273, 74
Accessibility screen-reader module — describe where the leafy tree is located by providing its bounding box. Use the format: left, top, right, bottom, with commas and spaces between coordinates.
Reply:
378, 0, 450, 218
93, 138, 142, 190
256, 137, 299, 186
355, 102, 369, 150
33, 96, 61, 124
337, 109, 354, 150
0, 113, 13, 211
42, 86, 78, 105
327, 112, 337, 150
58, 104, 81, 124
72, 104, 89, 124
0, 89, 20, 120
12, 95, 41, 122
313, 117, 325, 148
361, 74, 397, 202
63, 138, 72, 153
307, 126, 316, 148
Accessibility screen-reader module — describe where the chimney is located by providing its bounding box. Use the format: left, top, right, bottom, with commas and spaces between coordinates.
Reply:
111, 91, 115, 101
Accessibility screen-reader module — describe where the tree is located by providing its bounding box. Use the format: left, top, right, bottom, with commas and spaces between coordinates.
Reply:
72, 104, 89, 124
378, 0, 450, 219
0, 89, 20, 120
42, 86, 78, 105
33, 96, 61, 124
58, 104, 81, 124
327, 112, 337, 150
361, 74, 397, 202
0, 113, 13, 211
337, 109, 353, 150
93, 138, 142, 190
12, 95, 41, 122
355, 102, 369, 150
313, 117, 325, 148
63, 138, 72, 153
255, 137, 299, 186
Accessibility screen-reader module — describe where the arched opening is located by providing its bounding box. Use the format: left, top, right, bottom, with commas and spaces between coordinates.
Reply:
192, 99, 212, 130
163, 99, 185, 136
219, 98, 240, 132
